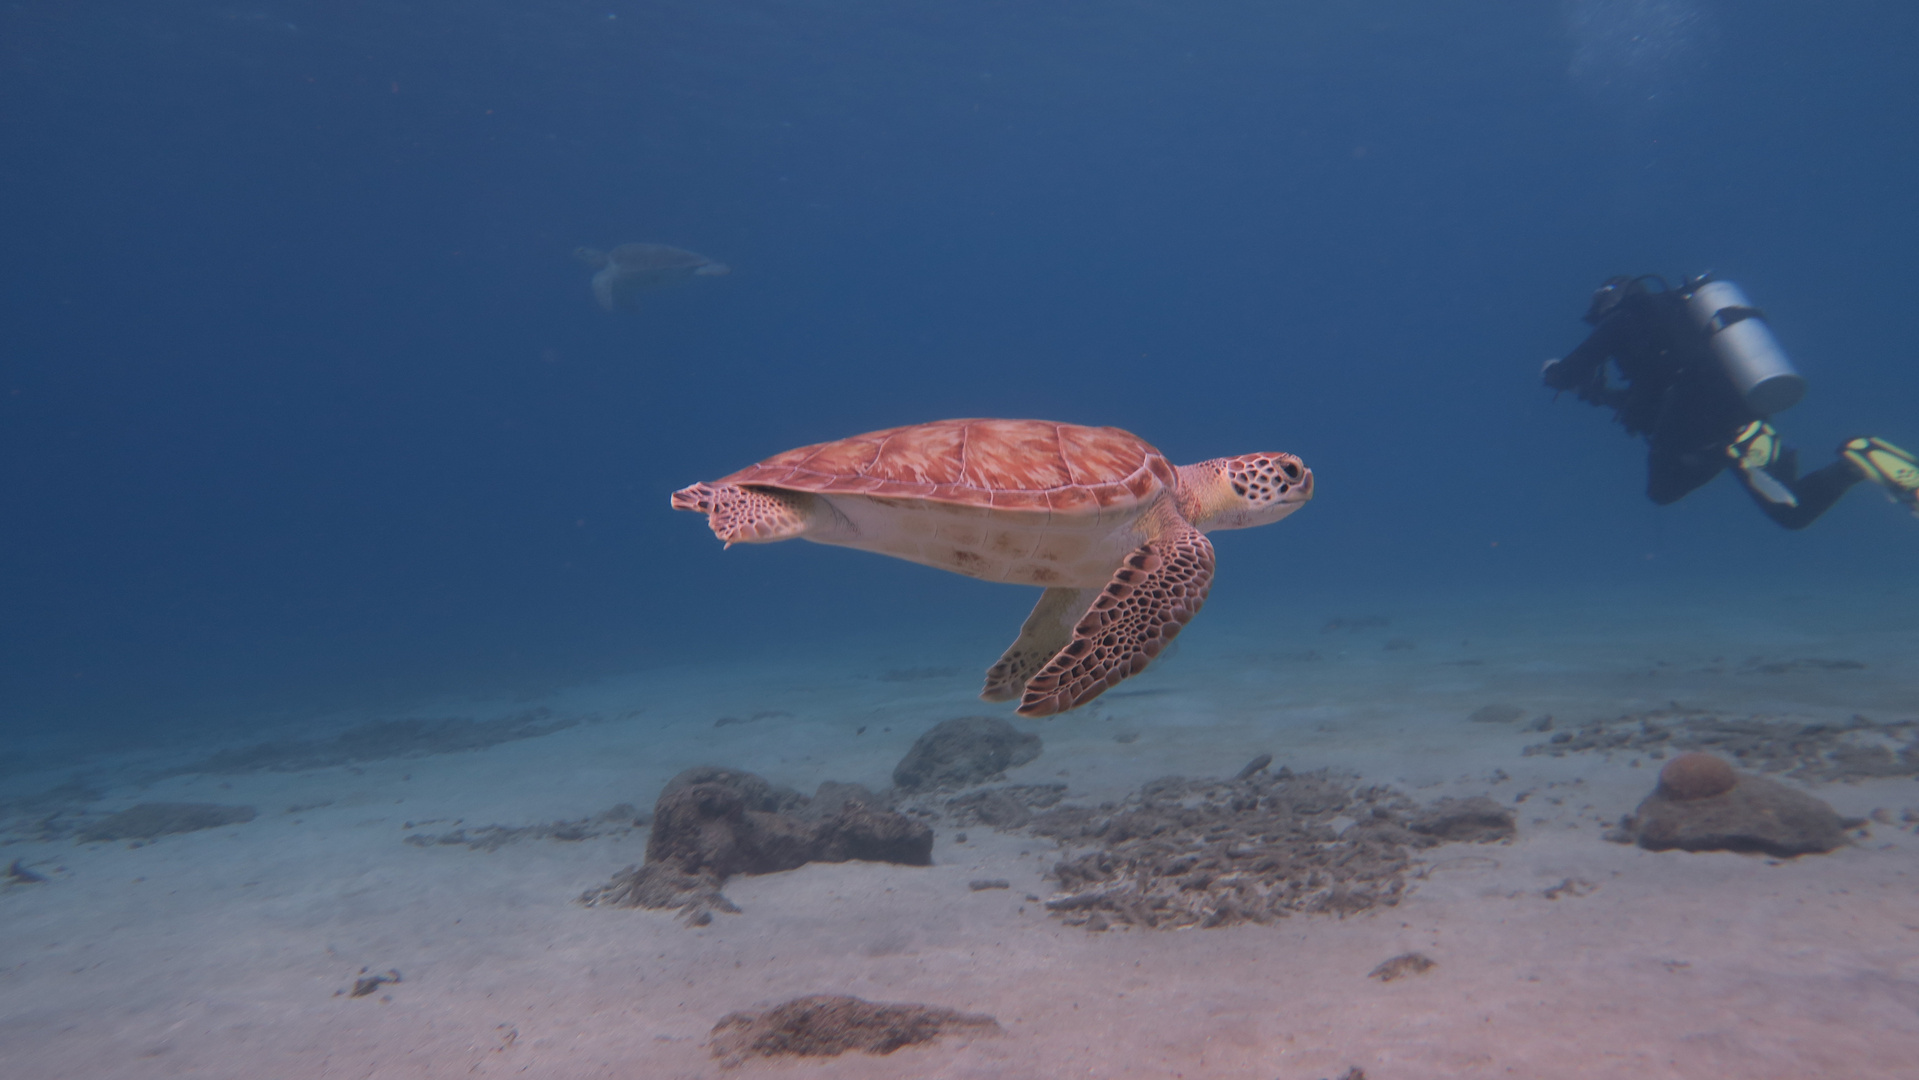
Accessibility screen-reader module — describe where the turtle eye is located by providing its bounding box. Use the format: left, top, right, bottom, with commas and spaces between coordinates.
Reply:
1280, 461, 1301, 481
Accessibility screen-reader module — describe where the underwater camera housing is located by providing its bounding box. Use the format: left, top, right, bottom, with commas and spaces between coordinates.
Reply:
1683, 275, 1806, 416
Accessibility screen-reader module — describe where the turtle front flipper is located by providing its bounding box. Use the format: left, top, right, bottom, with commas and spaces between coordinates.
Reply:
981, 587, 1099, 702
1016, 524, 1214, 717
590, 265, 625, 311
671, 483, 813, 548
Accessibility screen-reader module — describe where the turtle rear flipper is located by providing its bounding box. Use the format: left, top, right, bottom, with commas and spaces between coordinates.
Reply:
670, 483, 812, 547
981, 587, 1098, 703
1017, 523, 1214, 717
590, 265, 624, 311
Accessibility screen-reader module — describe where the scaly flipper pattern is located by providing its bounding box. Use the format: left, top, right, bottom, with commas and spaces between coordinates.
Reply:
981, 587, 1098, 702
670, 483, 810, 547
1017, 524, 1214, 717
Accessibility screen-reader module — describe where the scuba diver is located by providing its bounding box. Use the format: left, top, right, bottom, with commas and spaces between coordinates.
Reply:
1541, 273, 1919, 529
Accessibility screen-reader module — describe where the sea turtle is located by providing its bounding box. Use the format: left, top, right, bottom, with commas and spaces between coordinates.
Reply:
671, 418, 1313, 716
573, 242, 730, 311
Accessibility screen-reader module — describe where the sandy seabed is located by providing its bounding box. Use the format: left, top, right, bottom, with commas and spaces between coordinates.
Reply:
3, 589, 1917, 1080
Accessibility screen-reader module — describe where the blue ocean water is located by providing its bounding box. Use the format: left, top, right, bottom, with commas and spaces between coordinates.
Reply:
4, 0, 1917, 749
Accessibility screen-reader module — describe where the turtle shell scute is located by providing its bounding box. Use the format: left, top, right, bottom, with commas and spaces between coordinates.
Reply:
719, 418, 1177, 515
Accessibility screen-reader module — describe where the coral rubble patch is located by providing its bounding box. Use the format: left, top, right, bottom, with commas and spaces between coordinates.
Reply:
943, 783, 1066, 829
1524, 706, 1919, 783
1021, 769, 1512, 929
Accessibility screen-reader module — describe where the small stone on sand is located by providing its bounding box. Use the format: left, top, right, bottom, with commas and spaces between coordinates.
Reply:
1656, 752, 1738, 800
1368, 952, 1437, 981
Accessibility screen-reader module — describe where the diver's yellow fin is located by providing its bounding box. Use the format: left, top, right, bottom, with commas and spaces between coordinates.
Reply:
1728, 421, 1781, 471
1729, 422, 1796, 506
1843, 437, 1919, 514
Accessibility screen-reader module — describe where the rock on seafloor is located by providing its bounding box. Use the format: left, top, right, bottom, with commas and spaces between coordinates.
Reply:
891, 715, 1041, 793
1629, 754, 1848, 857
579, 767, 931, 922
1655, 751, 1739, 800
707, 995, 1000, 1066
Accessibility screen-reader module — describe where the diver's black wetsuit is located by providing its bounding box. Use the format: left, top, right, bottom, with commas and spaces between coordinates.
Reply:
1545, 281, 1860, 529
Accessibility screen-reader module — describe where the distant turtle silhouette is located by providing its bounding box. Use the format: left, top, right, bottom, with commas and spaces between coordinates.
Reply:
573, 243, 730, 311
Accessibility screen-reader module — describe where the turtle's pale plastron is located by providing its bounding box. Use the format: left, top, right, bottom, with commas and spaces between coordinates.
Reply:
672, 419, 1312, 716
574, 242, 729, 311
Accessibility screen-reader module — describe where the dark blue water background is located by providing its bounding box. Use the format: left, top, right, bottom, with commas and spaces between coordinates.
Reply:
4, 1, 1917, 751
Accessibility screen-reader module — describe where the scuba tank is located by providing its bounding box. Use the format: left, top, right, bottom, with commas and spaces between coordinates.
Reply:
1683, 276, 1806, 416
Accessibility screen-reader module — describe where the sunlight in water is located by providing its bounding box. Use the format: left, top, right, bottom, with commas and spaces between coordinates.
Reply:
1564, 0, 1712, 107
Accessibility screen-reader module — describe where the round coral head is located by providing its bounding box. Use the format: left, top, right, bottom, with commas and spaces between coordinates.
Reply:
1657, 752, 1738, 800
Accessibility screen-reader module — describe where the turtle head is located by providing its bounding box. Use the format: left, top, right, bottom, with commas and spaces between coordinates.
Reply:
1176, 453, 1312, 532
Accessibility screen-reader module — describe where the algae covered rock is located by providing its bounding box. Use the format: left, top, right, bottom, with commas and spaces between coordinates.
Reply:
581, 768, 931, 924
1656, 751, 1738, 799
1629, 753, 1847, 857
892, 716, 1041, 793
